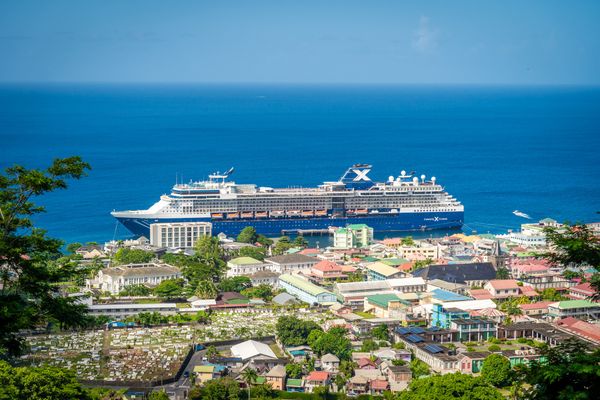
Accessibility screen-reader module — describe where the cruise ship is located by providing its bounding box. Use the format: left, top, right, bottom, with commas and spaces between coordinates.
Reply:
112, 164, 464, 237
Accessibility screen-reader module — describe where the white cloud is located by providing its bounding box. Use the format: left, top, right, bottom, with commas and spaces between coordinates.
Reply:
412, 16, 438, 53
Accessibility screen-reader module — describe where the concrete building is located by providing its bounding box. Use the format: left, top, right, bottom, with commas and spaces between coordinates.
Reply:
278, 274, 337, 304
449, 318, 497, 341
394, 241, 442, 261
149, 222, 212, 249
265, 365, 287, 390
365, 261, 405, 281
88, 262, 182, 294
226, 257, 269, 277
265, 254, 319, 274
547, 300, 600, 320
333, 224, 373, 249
333, 277, 426, 307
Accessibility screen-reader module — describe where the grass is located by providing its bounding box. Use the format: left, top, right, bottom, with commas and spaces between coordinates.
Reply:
355, 311, 376, 319
270, 343, 285, 358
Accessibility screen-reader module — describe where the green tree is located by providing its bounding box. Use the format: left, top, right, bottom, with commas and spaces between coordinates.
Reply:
544, 224, 600, 268
402, 236, 415, 246
238, 246, 266, 261
66, 242, 82, 254
496, 267, 510, 279
241, 368, 258, 400
206, 345, 219, 361
312, 385, 329, 399
520, 338, 599, 400
190, 377, 241, 400
0, 157, 91, 357
276, 316, 322, 346
371, 324, 390, 341
398, 372, 503, 400
307, 327, 352, 360
119, 284, 151, 296
148, 390, 169, 400
361, 339, 380, 352
241, 284, 273, 301
237, 227, 259, 243
153, 278, 184, 299
218, 276, 252, 292
112, 248, 154, 265
409, 358, 430, 378
481, 354, 513, 387
294, 235, 308, 248
0, 361, 89, 399
272, 236, 294, 255
412, 258, 434, 271
256, 235, 273, 247
540, 288, 564, 301
195, 279, 218, 299
285, 362, 303, 379
339, 360, 357, 378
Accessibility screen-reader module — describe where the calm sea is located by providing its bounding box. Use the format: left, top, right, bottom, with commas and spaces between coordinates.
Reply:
1, 84, 599, 245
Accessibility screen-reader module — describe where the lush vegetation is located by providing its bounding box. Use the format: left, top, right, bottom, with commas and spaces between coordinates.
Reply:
307, 326, 352, 361
112, 248, 154, 265
276, 316, 322, 346
0, 157, 92, 357
398, 373, 503, 400
481, 354, 513, 387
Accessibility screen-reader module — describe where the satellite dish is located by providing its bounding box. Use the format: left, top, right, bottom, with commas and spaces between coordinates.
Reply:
388, 176, 394, 182
421, 174, 426, 181
412, 177, 419, 184
401, 170, 406, 176
431, 176, 436, 183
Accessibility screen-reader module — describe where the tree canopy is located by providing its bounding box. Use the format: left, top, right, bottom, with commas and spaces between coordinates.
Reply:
0, 157, 91, 357
398, 372, 503, 400
217, 276, 252, 293
544, 223, 600, 268
237, 227, 258, 244
481, 354, 513, 387
275, 316, 322, 346
0, 360, 89, 400
307, 327, 352, 361
153, 278, 184, 299
112, 248, 154, 265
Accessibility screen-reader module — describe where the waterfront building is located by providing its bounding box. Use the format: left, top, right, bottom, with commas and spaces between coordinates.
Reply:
265, 254, 319, 274
333, 224, 373, 249
87, 262, 181, 294
226, 256, 269, 277
149, 221, 212, 249
278, 274, 337, 304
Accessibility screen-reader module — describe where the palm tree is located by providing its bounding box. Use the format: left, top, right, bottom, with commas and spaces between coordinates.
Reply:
241, 367, 258, 400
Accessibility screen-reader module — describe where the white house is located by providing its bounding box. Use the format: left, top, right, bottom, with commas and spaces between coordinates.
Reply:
265, 254, 319, 274
87, 263, 182, 294
226, 257, 270, 277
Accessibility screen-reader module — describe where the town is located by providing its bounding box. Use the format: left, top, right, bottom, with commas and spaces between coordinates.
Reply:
15, 218, 600, 399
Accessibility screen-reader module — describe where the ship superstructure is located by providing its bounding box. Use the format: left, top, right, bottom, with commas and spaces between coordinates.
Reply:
112, 164, 464, 236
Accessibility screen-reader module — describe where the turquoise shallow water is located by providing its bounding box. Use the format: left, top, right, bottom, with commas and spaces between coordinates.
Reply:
1, 84, 599, 244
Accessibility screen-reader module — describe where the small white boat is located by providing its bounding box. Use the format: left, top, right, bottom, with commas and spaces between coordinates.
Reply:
513, 210, 532, 219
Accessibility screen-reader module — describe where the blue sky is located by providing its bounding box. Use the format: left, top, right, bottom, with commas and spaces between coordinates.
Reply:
1, 0, 599, 84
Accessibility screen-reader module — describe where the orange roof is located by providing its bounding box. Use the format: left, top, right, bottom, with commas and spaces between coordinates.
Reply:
313, 260, 343, 272
469, 289, 493, 300
557, 317, 600, 343
398, 262, 414, 272
519, 286, 539, 296
382, 238, 403, 245
570, 282, 594, 295
370, 379, 389, 390
341, 265, 357, 273
487, 279, 520, 290
306, 371, 330, 381
299, 248, 321, 255
518, 301, 553, 310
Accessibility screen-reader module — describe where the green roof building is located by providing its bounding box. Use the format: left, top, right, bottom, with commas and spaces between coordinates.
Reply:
278, 274, 337, 305
548, 300, 600, 319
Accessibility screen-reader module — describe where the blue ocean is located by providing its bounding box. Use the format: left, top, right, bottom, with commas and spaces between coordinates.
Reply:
1, 84, 599, 245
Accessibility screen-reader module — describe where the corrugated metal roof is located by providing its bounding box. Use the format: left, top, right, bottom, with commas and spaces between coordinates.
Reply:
279, 274, 333, 297
228, 257, 264, 265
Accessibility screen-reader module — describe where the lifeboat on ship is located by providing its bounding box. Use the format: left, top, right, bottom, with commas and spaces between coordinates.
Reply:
255, 211, 268, 218
226, 212, 240, 219
301, 210, 314, 217
270, 211, 285, 218
211, 213, 224, 219
241, 212, 253, 218
315, 209, 327, 216
356, 209, 368, 215
287, 210, 301, 217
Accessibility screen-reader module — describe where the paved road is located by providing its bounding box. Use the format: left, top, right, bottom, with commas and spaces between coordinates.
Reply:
156, 348, 207, 399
